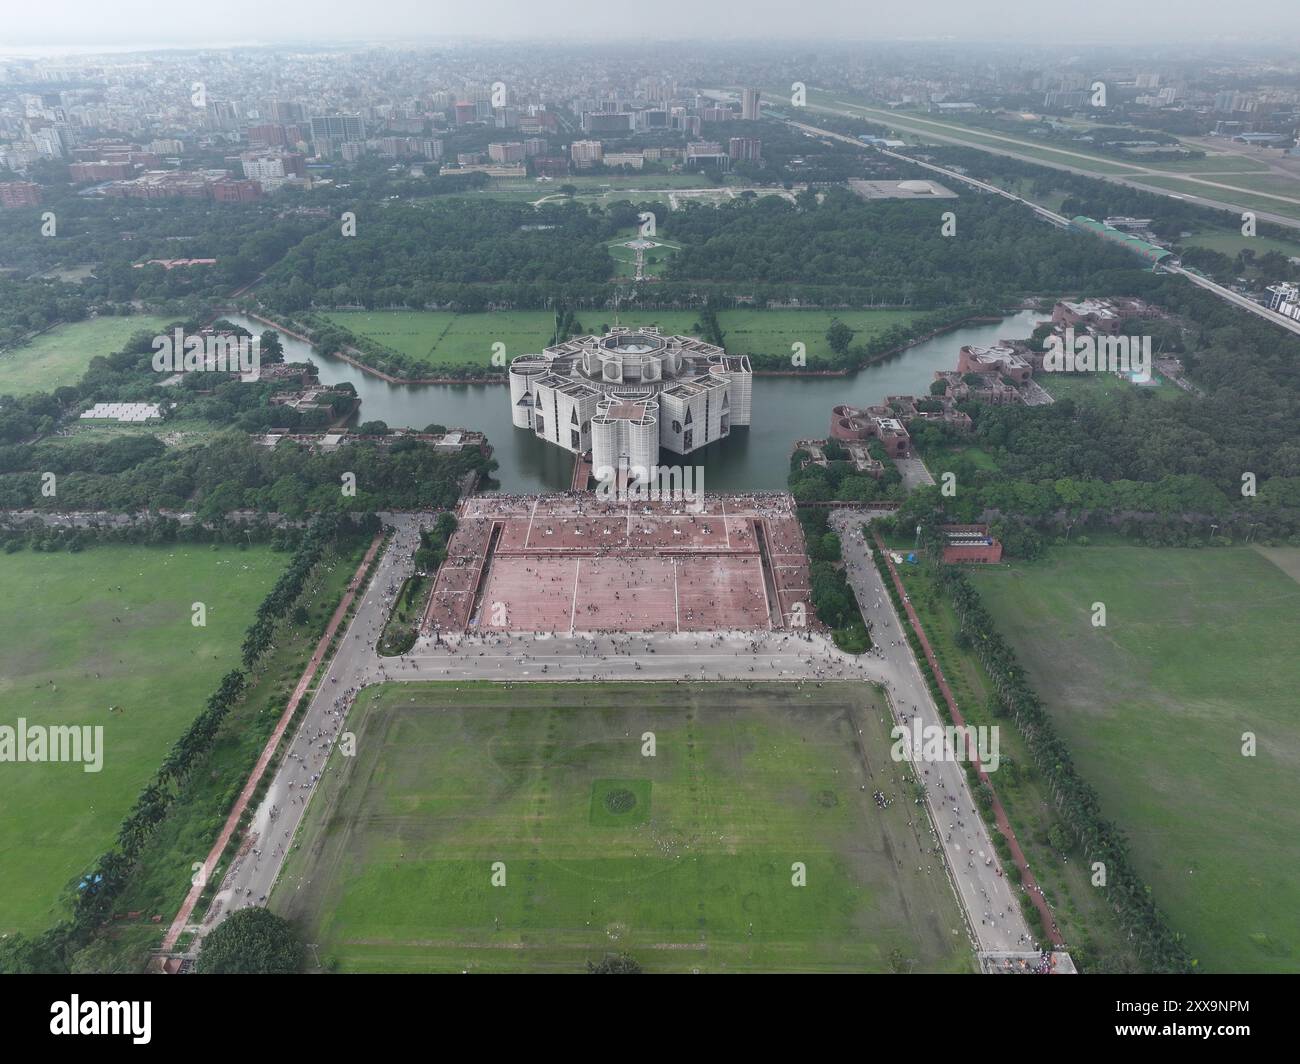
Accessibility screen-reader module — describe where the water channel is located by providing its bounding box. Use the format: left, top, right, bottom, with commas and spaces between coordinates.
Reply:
223, 310, 1045, 492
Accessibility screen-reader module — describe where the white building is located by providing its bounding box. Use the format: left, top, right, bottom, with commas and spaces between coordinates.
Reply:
509, 326, 752, 476
1266, 282, 1300, 321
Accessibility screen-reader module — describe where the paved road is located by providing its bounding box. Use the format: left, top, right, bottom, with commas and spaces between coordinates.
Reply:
197, 513, 894, 938
194, 512, 433, 934
795, 101, 1300, 230
791, 115, 1300, 340
195, 509, 1034, 955
829, 510, 1035, 952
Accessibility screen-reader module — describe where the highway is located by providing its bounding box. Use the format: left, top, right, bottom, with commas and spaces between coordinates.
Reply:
787, 100, 1300, 230
788, 116, 1300, 338
1167, 262, 1300, 337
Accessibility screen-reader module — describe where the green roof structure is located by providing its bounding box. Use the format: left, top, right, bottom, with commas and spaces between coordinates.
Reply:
1070, 216, 1171, 263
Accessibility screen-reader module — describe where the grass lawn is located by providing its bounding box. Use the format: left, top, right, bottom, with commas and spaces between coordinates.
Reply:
925, 442, 1001, 472
321, 310, 556, 371
1182, 227, 1300, 260
275, 681, 973, 973
0, 544, 284, 936
890, 558, 1143, 971
802, 94, 1138, 176
712, 308, 920, 362
56, 416, 226, 446
1131, 175, 1300, 224
0, 315, 174, 396
323, 308, 924, 370
970, 546, 1300, 972
1040, 371, 1179, 405
65, 536, 370, 972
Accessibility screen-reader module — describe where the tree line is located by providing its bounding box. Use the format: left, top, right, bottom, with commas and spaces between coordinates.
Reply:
0, 513, 376, 974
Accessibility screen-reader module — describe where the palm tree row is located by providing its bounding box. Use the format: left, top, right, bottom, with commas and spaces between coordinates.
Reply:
937, 564, 1193, 973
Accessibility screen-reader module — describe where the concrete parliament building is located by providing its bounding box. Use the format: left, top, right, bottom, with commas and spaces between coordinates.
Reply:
509, 326, 752, 475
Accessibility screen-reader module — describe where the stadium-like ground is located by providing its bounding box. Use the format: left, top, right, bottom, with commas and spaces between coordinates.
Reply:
971, 545, 1300, 972
274, 681, 973, 973
0, 544, 283, 935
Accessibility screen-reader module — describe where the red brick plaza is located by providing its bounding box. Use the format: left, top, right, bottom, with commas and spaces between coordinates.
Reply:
424, 492, 815, 635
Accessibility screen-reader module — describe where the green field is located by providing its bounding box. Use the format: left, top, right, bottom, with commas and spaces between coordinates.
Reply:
0, 315, 174, 396
779, 89, 1300, 224
275, 681, 972, 973
0, 544, 284, 935
971, 546, 1300, 972
1131, 175, 1300, 223
808, 92, 1282, 181
1040, 371, 1178, 405
322, 310, 555, 371
794, 93, 1138, 175
1182, 227, 1300, 260
323, 308, 923, 370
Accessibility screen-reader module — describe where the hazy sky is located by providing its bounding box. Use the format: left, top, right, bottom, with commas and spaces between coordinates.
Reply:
3, 0, 1297, 49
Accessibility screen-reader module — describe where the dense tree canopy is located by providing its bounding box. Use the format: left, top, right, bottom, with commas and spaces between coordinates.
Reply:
196, 907, 304, 974
662, 189, 1142, 305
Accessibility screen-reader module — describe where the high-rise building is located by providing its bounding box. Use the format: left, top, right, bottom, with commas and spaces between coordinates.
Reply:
582, 111, 633, 134
570, 140, 603, 168
309, 114, 365, 143
205, 100, 240, 130
532, 155, 570, 178
271, 100, 305, 124
741, 88, 761, 121
31, 126, 67, 159
1044, 90, 1088, 110
729, 137, 762, 163
488, 141, 525, 164
248, 123, 287, 147
686, 141, 730, 170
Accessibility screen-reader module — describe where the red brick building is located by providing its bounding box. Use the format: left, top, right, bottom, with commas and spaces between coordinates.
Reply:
532, 155, 570, 178
0, 182, 42, 209
210, 178, 261, 203
70, 160, 134, 182
940, 524, 1003, 564
1051, 297, 1155, 335
957, 342, 1032, 383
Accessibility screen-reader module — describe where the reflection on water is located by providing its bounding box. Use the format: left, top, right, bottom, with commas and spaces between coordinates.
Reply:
224, 311, 1043, 493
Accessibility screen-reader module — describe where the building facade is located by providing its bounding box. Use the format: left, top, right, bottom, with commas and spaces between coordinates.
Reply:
509, 326, 752, 476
